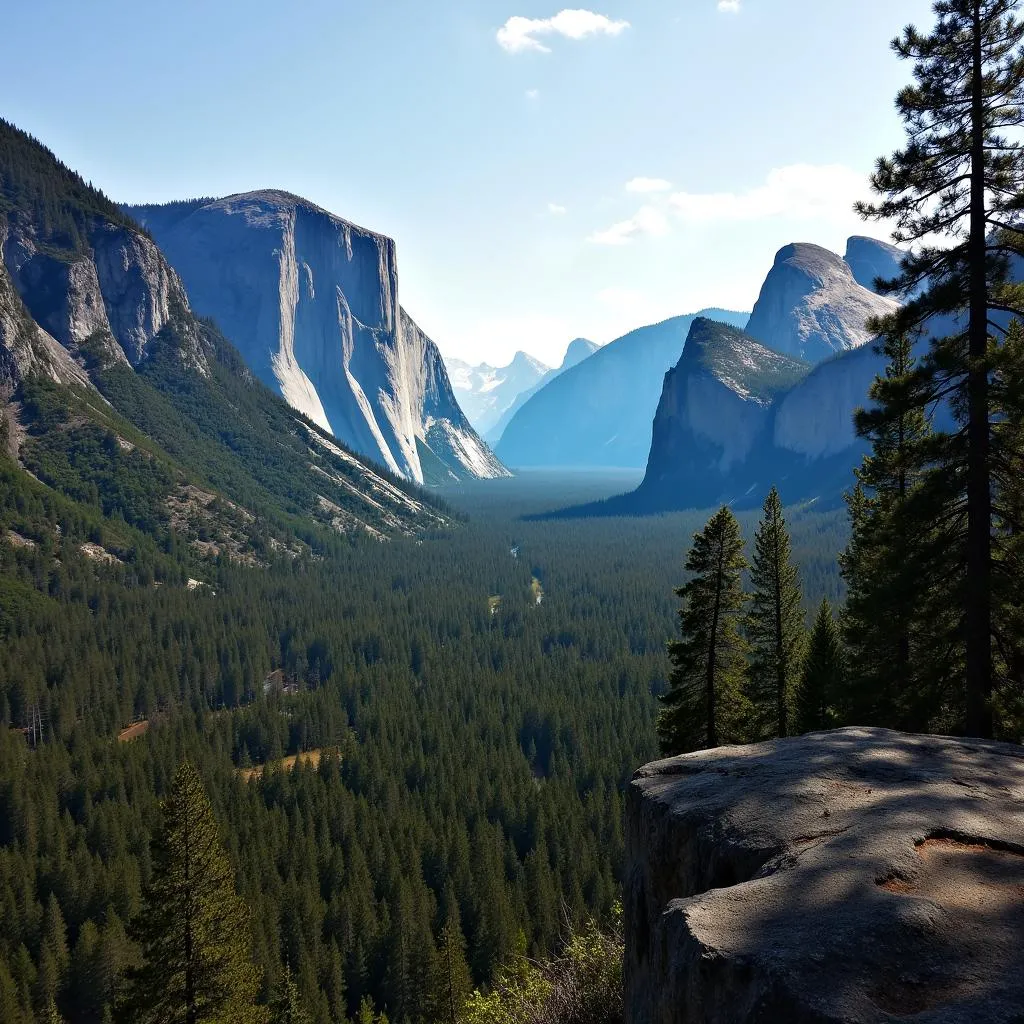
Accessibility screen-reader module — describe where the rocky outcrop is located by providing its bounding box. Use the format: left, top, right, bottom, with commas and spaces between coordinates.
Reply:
0, 220, 103, 400
484, 337, 600, 445
636, 319, 809, 506
446, 350, 551, 437
745, 243, 898, 362
772, 342, 881, 459
625, 728, 1024, 1024
130, 191, 507, 484
2, 215, 186, 370
844, 235, 904, 294
496, 311, 748, 469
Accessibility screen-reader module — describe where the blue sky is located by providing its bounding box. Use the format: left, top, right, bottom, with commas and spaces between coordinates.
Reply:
3, 0, 935, 365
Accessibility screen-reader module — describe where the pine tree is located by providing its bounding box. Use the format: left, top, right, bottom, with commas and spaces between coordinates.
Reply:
841, 330, 934, 728
270, 964, 311, 1024
795, 600, 845, 733
746, 487, 806, 738
992, 318, 1024, 732
659, 506, 750, 755
857, 0, 1024, 737
119, 761, 268, 1024
427, 896, 473, 1024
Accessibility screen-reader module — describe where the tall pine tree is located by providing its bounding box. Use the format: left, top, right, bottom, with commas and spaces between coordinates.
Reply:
841, 330, 934, 729
857, 0, 1024, 737
794, 600, 845, 733
119, 762, 267, 1024
659, 506, 750, 755
746, 487, 805, 738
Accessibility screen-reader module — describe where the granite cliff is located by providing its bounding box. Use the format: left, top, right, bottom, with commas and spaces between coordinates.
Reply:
745, 242, 898, 362
130, 192, 507, 485
0, 119, 454, 540
634, 319, 811, 507
625, 729, 1024, 1023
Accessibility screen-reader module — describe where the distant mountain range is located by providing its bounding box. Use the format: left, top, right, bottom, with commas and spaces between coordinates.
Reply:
444, 350, 551, 437
128, 193, 508, 485
496, 310, 750, 469
531, 235, 908, 515
484, 338, 600, 445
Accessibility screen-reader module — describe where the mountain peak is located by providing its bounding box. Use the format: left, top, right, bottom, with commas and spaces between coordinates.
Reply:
844, 235, 904, 293
560, 337, 599, 370
745, 242, 899, 362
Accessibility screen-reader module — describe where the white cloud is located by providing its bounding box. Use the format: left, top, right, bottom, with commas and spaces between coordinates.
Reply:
526, 88, 540, 99
497, 9, 630, 54
668, 164, 866, 224
625, 176, 673, 194
548, 202, 568, 215
588, 205, 670, 245
717, 0, 741, 12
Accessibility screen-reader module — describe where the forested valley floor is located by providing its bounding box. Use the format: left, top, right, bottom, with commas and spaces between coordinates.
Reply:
0, 468, 848, 1023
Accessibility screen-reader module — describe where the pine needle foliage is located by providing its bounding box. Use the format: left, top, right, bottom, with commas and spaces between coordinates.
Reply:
794, 600, 845, 733
269, 965, 311, 1024
856, 0, 1024, 737
746, 487, 806, 738
658, 506, 750, 755
841, 330, 936, 729
119, 762, 267, 1024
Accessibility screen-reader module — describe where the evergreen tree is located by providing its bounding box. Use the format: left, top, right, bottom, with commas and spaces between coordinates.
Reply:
119, 762, 267, 1024
992, 318, 1024, 733
795, 600, 845, 733
269, 964, 311, 1024
659, 506, 750, 755
841, 330, 933, 728
746, 487, 806, 738
857, 0, 1024, 737
427, 897, 473, 1024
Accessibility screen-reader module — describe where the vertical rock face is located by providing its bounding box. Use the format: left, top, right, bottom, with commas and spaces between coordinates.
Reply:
0, 205, 191, 391
745, 242, 898, 362
625, 729, 1024, 1024
130, 191, 507, 484
634, 319, 810, 508
844, 235, 904, 294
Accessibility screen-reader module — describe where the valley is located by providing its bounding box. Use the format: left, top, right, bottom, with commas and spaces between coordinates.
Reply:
0, 464, 847, 1023
4, 0, 1024, 1019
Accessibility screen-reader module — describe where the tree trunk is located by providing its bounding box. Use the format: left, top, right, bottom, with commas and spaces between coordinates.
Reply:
966, 0, 994, 738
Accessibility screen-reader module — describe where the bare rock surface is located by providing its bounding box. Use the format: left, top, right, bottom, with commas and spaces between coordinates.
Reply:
745, 243, 898, 362
130, 191, 507, 484
625, 728, 1024, 1024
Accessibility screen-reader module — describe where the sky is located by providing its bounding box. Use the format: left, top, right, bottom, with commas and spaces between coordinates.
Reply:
2, 0, 936, 366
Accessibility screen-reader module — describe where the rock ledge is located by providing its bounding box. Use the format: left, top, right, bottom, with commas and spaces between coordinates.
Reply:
624, 728, 1024, 1023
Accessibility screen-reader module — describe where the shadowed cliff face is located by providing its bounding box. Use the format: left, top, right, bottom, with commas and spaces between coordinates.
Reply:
636, 319, 811, 507
745, 242, 898, 362
1, 213, 189, 375
844, 235, 904, 294
130, 191, 508, 485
